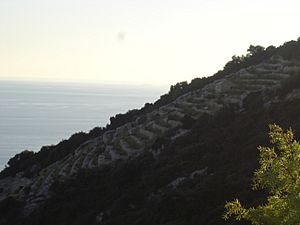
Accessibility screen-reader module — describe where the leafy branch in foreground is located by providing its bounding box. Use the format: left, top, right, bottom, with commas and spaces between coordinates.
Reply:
224, 124, 300, 225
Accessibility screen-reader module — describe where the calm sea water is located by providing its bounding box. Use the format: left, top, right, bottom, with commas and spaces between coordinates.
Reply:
0, 80, 167, 170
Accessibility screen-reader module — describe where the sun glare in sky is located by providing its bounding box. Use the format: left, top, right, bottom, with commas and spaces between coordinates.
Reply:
0, 0, 300, 85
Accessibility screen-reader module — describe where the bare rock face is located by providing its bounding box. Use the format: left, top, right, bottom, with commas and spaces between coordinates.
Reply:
1, 55, 300, 213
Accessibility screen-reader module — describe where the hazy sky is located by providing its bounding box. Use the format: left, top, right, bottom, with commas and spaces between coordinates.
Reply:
0, 0, 300, 85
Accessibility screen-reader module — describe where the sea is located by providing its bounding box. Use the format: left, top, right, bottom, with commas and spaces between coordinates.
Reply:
0, 80, 167, 170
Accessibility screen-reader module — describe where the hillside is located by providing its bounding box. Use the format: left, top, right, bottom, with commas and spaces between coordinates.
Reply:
1, 38, 300, 225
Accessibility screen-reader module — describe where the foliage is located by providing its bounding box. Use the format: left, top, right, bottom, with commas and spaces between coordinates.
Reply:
0, 128, 105, 178
6, 150, 34, 168
224, 124, 300, 225
4, 94, 300, 225
2, 38, 300, 225
2, 38, 300, 179
278, 70, 300, 97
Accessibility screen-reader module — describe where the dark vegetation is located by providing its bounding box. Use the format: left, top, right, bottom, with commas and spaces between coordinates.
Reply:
2, 38, 300, 179
0, 127, 105, 178
4, 86, 300, 225
1, 38, 300, 225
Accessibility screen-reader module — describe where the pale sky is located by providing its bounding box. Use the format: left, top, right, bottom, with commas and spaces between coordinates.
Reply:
0, 0, 300, 85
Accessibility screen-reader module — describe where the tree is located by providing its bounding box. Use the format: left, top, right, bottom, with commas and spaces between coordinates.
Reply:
224, 124, 300, 225
247, 45, 265, 57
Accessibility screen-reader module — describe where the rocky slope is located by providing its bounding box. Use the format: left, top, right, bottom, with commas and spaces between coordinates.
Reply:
1, 54, 300, 218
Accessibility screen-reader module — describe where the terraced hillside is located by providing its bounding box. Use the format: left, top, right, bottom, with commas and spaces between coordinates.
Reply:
1, 55, 300, 214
